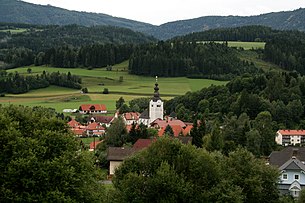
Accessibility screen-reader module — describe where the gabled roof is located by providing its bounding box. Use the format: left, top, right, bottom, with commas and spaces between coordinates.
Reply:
123, 112, 140, 120
158, 124, 193, 137
133, 139, 155, 150
86, 122, 105, 130
278, 130, 305, 136
269, 147, 305, 167
68, 119, 80, 128
151, 118, 186, 128
107, 147, 135, 161
79, 104, 107, 111
279, 157, 305, 171
139, 109, 149, 119
91, 116, 114, 124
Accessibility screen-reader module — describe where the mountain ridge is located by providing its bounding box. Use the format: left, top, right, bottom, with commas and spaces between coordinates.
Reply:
1, 0, 305, 39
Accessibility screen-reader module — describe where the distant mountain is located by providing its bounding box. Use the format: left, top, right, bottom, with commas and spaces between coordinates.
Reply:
0, 0, 154, 33
151, 8, 305, 39
1, 0, 305, 40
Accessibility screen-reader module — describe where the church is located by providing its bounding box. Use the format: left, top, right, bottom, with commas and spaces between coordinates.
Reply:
138, 76, 164, 125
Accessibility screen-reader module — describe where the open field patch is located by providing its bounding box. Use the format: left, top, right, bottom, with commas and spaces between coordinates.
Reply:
3, 66, 228, 112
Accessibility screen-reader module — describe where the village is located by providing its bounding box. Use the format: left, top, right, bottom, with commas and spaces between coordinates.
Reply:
64, 78, 305, 199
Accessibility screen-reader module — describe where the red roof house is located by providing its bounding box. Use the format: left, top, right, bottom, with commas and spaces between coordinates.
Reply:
133, 139, 155, 150
68, 119, 80, 128
79, 104, 107, 114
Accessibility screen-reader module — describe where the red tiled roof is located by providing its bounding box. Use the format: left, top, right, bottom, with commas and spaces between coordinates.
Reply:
133, 139, 155, 150
79, 104, 107, 111
182, 125, 193, 136
68, 119, 80, 128
89, 141, 102, 150
151, 118, 186, 128
123, 112, 140, 120
72, 128, 85, 135
86, 122, 105, 130
158, 124, 193, 137
278, 130, 305, 136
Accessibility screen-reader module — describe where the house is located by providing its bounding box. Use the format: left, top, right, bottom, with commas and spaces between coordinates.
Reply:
122, 112, 140, 125
269, 147, 305, 198
276, 130, 305, 146
67, 119, 81, 128
107, 147, 136, 176
133, 138, 155, 150
79, 104, 107, 114
90, 115, 114, 127
86, 122, 105, 137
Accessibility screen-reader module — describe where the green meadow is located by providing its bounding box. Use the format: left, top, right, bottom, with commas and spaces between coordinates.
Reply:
199, 41, 265, 50
2, 61, 227, 112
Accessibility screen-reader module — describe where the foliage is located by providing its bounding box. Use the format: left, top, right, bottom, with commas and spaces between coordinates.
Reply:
0, 70, 81, 94
264, 30, 305, 75
0, 105, 105, 202
129, 41, 260, 79
165, 71, 305, 156
112, 137, 280, 202
105, 117, 128, 147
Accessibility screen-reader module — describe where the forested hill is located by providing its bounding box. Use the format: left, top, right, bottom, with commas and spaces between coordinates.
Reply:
0, 0, 154, 33
1, 0, 305, 40
152, 8, 305, 39
0, 24, 156, 52
173, 25, 277, 42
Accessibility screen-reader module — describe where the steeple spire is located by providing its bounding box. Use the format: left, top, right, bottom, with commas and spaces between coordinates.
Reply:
152, 76, 161, 101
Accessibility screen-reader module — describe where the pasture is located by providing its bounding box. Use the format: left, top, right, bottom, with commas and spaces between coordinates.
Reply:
2, 61, 227, 112
199, 41, 265, 50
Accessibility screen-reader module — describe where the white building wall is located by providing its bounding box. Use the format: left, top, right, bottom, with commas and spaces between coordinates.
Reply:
109, 161, 123, 175
149, 99, 163, 123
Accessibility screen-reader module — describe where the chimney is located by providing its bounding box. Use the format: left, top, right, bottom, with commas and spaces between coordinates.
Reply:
292, 148, 298, 158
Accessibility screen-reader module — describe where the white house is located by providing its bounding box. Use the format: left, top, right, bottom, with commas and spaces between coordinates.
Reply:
276, 130, 305, 146
269, 147, 305, 198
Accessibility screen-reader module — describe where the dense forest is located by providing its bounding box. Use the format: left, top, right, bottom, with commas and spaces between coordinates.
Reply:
164, 71, 305, 156
0, 70, 81, 94
0, 23, 155, 69
264, 31, 305, 74
129, 41, 260, 79
174, 25, 277, 42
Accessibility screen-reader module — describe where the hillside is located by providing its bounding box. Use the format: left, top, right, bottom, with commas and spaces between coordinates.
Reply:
152, 8, 305, 39
0, 0, 154, 33
1, 1, 305, 40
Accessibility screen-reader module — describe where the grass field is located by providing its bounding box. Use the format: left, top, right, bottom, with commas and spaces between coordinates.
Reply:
237, 50, 283, 72
0, 28, 28, 34
2, 61, 227, 112
199, 41, 265, 50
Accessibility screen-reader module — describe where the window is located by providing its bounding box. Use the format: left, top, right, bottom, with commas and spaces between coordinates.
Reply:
295, 174, 299, 180
157, 105, 161, 107
283, 174, 288, 180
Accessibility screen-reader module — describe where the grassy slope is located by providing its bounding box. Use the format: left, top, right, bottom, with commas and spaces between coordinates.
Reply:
237, 50, 283, 72
3, 61, 227, 112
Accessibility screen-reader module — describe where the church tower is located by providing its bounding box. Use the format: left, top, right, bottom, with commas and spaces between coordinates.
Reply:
149, 76, 164, 123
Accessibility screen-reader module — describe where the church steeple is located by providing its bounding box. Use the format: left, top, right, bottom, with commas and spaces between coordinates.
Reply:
149, 76, 164, 122
152, 76, 161, 101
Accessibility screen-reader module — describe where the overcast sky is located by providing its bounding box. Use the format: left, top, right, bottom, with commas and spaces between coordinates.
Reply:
22, 0, 305, 25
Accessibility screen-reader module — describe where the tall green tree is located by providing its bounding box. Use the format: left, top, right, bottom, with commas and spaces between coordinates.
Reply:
105, 117, 128, 147
0, 105, 105, 202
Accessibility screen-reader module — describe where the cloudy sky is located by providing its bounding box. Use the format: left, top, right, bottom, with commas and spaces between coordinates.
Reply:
23, 0, 305, 25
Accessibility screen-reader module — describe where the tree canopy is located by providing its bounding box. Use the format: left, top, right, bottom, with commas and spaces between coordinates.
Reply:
113, 137, 279, 203
0, 105, 105, 202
